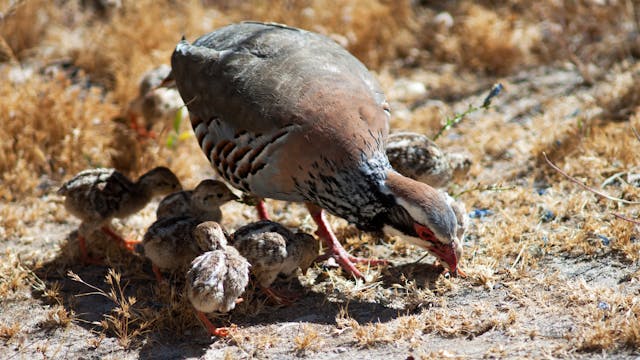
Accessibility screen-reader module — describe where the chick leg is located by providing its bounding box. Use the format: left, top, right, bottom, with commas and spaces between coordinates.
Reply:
263, 287, 299, 305
152, 264, 165, 283
196, 311, 230, 337
77, 234, 104, 265
100, 226, 140, 251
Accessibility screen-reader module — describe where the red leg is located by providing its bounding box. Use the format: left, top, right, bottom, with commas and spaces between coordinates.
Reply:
152, 264, 165, 283
129, 113, 156, 140
196, 311, 230, 337
78, 234, 104, 265
100, 226, 140, 251
256, 199, 270, 220
263, 287, 299, 305
306, 204, 387, 279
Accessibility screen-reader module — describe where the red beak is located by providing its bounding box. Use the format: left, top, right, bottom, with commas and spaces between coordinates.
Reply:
413, 223, 459, 274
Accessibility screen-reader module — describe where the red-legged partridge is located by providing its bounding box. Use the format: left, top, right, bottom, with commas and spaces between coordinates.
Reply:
231, 220, 318, 304
58, 167, 181, 263
156, 179, 238, 221
170, 22, 463, 278
186, 221, 250, 337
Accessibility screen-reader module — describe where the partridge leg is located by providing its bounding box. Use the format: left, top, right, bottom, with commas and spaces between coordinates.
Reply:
77, 234, 104, 265
306, 204, 387, 279
101, 226, 140, 251
256, 199, 270, 220
196, 311, 230, 337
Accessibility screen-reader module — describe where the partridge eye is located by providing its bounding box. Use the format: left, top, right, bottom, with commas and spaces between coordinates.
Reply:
217, 194, 223, 198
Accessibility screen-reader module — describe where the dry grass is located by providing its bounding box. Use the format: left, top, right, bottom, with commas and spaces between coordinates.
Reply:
69, 269, 152, 349
1, 0, 640, 358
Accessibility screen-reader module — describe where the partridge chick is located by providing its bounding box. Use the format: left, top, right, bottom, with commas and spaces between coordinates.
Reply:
386, 132, 471, 188
58, 167, 181, 263
186, 221, 250, 337
140, 215, 214, 281
129, 65, 185, 139
231, 220, 318, 304
156, 179, 238, 221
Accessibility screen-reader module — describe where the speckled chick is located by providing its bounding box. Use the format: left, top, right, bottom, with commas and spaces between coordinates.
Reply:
58, 167, 182, 263
386, 132, 471, 188
127, 65, 185, 138
141, 215, 222, 281
156, 179, 238, 221
186, 221, 250, 337
231, 220, 318, 303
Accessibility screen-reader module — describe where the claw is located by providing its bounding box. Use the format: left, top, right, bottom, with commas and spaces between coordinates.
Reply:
196, 311, 230, 337
306, 203, 386, 280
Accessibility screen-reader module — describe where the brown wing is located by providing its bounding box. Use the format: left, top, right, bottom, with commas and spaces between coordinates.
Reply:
171, 22, 389, 199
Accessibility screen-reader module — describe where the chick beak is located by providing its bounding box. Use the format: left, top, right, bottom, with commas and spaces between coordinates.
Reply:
413, 223, 459, 275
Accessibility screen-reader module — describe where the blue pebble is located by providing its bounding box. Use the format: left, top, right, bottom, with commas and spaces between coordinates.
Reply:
598, 301, 610, 310
596, 234, 610, 246
541, 210, 555, 222
536, 187, 548, 196
469, 208, 493, 219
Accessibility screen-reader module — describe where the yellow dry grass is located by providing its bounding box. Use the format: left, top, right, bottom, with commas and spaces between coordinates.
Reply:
1, 0, 639, 357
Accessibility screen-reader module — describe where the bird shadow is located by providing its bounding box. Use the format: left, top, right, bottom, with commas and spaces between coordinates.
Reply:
28, 230, 449, 358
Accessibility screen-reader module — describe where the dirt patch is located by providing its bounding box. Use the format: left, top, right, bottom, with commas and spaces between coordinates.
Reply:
2, 1, 640, 359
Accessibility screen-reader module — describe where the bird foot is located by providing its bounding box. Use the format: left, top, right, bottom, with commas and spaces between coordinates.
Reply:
196, 311, 231, 337
307, 204, 387, 280
263, 287, 299, 305
100, 227, 139, 252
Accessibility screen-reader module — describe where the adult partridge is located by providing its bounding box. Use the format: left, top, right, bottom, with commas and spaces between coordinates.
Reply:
170, 22, 463, 278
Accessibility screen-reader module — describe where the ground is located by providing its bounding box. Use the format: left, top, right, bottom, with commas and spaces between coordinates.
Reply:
1, 1, 640, 359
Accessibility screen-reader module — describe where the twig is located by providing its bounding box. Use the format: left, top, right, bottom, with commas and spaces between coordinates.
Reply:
454, 183, 515, 198
613, 213, 640, 226
432, 83, 503, 141
543, 152, 640, 205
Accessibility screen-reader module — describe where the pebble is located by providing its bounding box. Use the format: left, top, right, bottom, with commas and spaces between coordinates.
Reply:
469, 208, 493, 219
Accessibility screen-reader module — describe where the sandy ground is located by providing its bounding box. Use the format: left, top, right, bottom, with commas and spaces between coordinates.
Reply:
2, 62, 640, 359
2, 2, 640, 359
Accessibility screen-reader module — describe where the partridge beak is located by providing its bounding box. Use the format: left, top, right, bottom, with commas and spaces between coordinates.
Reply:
413, 223, 459, 275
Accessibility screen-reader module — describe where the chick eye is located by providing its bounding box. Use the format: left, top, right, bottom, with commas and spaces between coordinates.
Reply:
382, 101, 391, 115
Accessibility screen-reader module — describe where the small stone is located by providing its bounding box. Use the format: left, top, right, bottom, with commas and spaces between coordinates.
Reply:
469, 208, 493, 219
597, 301, 610, 311
540, 210, 555, 222
596, 234, 610, 246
